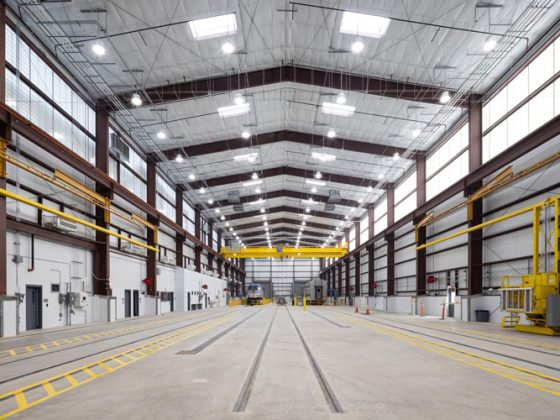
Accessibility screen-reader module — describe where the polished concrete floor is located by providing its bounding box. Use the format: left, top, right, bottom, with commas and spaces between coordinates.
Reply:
0, 305, 559, 419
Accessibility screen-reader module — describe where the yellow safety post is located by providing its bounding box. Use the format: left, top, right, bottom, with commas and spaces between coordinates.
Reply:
303, 293, 307, 312
293, 296, 297, 306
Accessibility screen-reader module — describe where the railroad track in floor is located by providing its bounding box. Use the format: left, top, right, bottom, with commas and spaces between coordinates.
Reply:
0, 309, 249, 419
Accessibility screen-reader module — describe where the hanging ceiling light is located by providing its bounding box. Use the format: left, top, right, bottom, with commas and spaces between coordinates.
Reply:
188, 173, 196, 181
392, 152, 400, 161
412, 128, 421, 137
241, 130, 251, 139
439, 91, 451, 104
335, 92, 346, 105
315, 171, 322, 179
207, 198, 214, 205
350, 40, 365, 54
156, 131, 167, 140
378, 173, 384, 180
220, 215, 225, 221
199, 187, 206, 194
326, 128, 336, 138
311, 186, 317, 193
483, 38, 497, 52
130, 93, 143, 107
175, 154, 184, 163
251, 172, 259, 180
221, 41, 235, 54
91, 43, 106, 56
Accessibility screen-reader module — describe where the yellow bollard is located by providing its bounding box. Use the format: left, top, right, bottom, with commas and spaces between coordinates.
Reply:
293, 296, 297, 306
303, 293, 307, 312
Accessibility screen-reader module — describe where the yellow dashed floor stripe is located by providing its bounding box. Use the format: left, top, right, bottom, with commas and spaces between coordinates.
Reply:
0, 311, 230, 359
0, 313, 237, 419
336, 313, 560, 397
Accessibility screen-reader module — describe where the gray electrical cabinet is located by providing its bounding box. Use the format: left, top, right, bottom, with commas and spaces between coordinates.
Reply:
546, 294, 560, 327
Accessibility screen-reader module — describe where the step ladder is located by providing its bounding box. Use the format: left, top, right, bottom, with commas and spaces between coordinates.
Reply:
501, 314, 520, 329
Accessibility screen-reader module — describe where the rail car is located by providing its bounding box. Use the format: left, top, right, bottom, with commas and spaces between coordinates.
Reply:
246, 283, 264, 305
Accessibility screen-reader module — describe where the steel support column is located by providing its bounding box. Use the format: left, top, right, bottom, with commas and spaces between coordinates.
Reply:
93, 109, 111, 296
146, 159, 158, 296
468, 98, 483, 295
0, 2, 5, 296
175, 186, 184, 268
207, 222, 214, 271
416, 155, 427, 295
355, 254, 360, 296
367, 245, 375, 296
345, 258, 350, 297
194, 208, 201, 273
337, 262, 342, 297
386, 186, 395, 296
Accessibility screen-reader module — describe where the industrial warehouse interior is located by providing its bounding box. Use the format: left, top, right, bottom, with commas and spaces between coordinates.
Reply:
1, 0, 560, 418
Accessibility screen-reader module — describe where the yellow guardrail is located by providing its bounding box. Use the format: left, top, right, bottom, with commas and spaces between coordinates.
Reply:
228, 299, 246, 307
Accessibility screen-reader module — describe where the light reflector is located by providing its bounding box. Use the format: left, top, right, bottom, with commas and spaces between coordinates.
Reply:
340, 11, 390, 38
311, 151, 337, 162
217, 102, 250, 118
321, 101, 355, 117
305, 179, 326, 186
188, 13, 237, 40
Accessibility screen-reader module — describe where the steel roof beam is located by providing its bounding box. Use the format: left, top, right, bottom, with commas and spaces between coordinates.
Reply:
106, 65, 461, 108
157, 130, 419, 160
188, 166, 389, 190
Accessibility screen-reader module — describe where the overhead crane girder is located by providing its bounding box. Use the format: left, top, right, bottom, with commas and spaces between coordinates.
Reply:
220, 245, 348, 259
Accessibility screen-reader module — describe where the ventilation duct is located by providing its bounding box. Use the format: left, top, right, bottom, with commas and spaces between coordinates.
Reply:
328, 190, 341, 203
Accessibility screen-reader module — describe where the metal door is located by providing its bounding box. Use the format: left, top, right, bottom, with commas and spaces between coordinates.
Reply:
124, 289, 131, 318
26, 286, 42, 330
133, 290, 139, 316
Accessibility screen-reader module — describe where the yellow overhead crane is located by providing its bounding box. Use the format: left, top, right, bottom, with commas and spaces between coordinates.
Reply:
220, 244, 348, 259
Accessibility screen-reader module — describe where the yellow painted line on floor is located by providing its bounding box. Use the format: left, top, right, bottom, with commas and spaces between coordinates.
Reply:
0, 310, 231, 359
0, 312, 238, 419
373, 314, 560, 352
335, 312, 560, 397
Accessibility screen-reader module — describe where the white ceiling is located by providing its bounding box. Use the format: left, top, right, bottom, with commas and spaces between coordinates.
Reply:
10, 0, 560, 246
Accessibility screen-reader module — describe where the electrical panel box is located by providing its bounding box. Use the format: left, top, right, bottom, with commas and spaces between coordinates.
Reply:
74, 291, 89, 308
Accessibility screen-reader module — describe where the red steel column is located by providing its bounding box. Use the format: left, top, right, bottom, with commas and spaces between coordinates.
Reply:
415, 155, 427, 295
386, 185, 395, 296
93, 109, 111, 295
146, 159, 158, 295
194, 208, 201, 273
175, 186, 185, 268
367, 205, 375, 296
468, 97, 484, 295
0, 3, 7, 296
354, 220, 360, 296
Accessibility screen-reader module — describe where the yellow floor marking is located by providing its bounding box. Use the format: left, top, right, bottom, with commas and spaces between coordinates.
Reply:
0, 310, 232, 359
42, 383, 56, 397
0, 312, 238, 419
336, 313, 560, 397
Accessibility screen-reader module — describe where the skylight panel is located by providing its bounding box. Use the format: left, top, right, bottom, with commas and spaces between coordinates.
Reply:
340, 11, 390, 38
188, 13, 237, 40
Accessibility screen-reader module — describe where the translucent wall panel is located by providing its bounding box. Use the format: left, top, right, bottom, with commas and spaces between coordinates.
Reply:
395, 192, 417, 221
394, 171, 416, 203
426, 124, 469, 178
426, 150, 468, 200
375, 197, 387, 220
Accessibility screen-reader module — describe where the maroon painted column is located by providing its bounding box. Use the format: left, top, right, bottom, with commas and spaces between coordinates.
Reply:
217, 231, 223, 277
175, 186, 185, 268
415, 155, 427, 296
207, 222, 214, 271
194, 208, 201, 273
345, 258, 350, 297
354, 220, 360, 296
337, 262, 342, 297
386, 185, 395, 296
146, 159, 158, 296
468, 97, 483, 295
0, 2, 7, 296
367, 205, 375, 296
93, 109, 111, 296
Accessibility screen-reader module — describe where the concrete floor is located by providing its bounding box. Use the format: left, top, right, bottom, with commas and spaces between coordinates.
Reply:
1, 305, 559, 419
